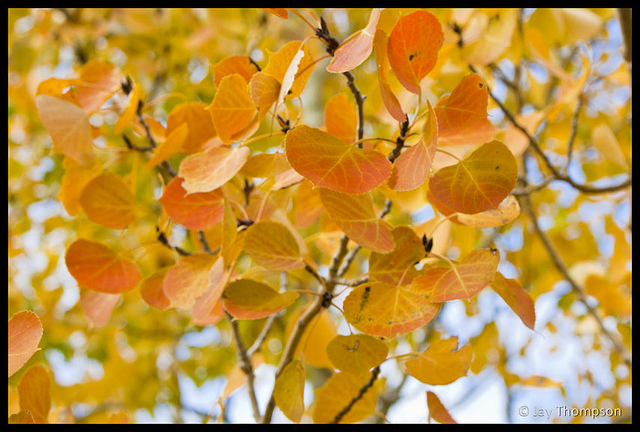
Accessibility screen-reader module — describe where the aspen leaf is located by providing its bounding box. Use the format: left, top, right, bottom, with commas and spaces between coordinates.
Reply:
159, 177, 224, 230
146, 122, 189, 169
319, 188, 395, 254
78, 172, 138, 229
461, 9, 517, 66
326, 334, 389, 375
437, 118, 497, 147
412, 248, 500, 302
387, 10, 444, 95
166, 102, 217, 153
74, 59, 122, 113
208, 73, 257, 144
277, 46, 305, 110
286, 308, 336, 369
427, 391, 457, 424
369, 226, 424, 287
312, 371, 380, 424
243, 220, 305, 270
285, 125, 391, 194
454, 195, 521, 229
222, 279, 298, 320
388, 100, 437, 191
8, 310, 43, 377
428, 140, 518, 215
435, 73, 488, 134
404, 337, 472, 385
327, 8, 381, 73
9, 411, 35, 424
139, 268, 171, 310
36, 94, 95, 166
178, 145, 250, 194
249, 71, 281, 115
591, 123, 628, 168
65, 239, 142, 294
17, 364, 51, 423
294, 180, 324, 228
325, 92, 357, 144
163, 253, 218, 309
56, 156, 102, 216
262, 8, 289, 19
491, 272, 536, 330
212, 55, 259, 87
114, 83, 140, 133
79, 289, 121, 327
263, 40, 314, 101
374, 29, 406, 122
191, 257, 228, 325
240, 152, 290, 178
274, 359, 305, 423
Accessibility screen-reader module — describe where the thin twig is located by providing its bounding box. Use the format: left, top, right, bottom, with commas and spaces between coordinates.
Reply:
331, 366, 381, 424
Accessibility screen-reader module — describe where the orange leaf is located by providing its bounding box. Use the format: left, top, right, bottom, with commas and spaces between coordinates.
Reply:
139, 268, 171, 310
222, 279, 299, 320
326, 334, 388, 375
146, 122, 189, 169
405, 337, 472, 385
249, 71, 281, 116
428, 140, 518, 215
78, 172, 138, 229
75, 59, 122, 113
286, 308, 336, 369
374, 29, 406, 122
369, 226, 424, 287
163, 253, 217, 309
454, 195, 521, 229
387, 10, 444, 94
413, 249, 500, 302
243, 220, 305, 271
285, 125, 391, 194
178, 145, 250, 194
8, 310, 43, 377
274, 360, 305, 423
437, 118, 497, 147
388, 100, 437, 191
262, 8, 289, 19
79, 289, 121, 326
65, 239, 142, 294
319, 188, 395, 253
35, 94, 95, 166
435, 73, 488, 134
491, 272, 536, 330
325, 92, 357, 144
427, 391, 457, 424
208, 73, 257, 144
327, 8, 381, 73
165, 102, 217, 153
159, 177, 224, 230
294, 180, 323, 228
114, 83, 140, 134
17, 364, 51, 423
191, 257, 228, 325
263, 41, 314, 101
212, 55, 259, 87
56, 156, 102, 216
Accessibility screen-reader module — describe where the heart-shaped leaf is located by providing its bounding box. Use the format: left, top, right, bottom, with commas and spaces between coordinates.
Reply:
178, 145, 250, 194
78, 172, 138, 230
326, 334, 389, 375
222, 279, 298, 320
327, 8, 381, 73
8, 311, 43, 377
159, 177, 224, 230
404, 337, 472, 385
435, 73, 488, 134
243, 220, 305, 271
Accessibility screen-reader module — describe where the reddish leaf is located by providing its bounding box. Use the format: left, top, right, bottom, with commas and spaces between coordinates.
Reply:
491, 272, 536, 330
412, 249, 500, 302
139, 268, 171, 310
78, 172, 138, 229
428, 140, 518, 215
74, 59, 122, 113
243, 220, 305, 270
327, 8, 381, 73
435, 73, 488, 134
325, 92, 357, 144
159, 177, 224, 230
163, 253, 218, 309
387, 10, 444, 94
178, 145, 250, 194
191, 257, 228, 325
285, 125, 391, 194
79, 289, 121, 326
319, 188, 395, 254
65, 239, 142, 294
374, 29, 406, 122
222, 279, 299, 320
8, 311, 43, 377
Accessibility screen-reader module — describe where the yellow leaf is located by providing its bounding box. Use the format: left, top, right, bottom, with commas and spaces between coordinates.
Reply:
312, 371, 380, 424
78, 172, 138, 229
326, 334, 388, 375
17, 365, 51, 423
404, 337, 472, 385
208, 74, 257, 144
274, 360, 305, 423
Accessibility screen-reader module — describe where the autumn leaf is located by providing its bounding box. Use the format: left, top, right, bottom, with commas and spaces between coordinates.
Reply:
78, 172, 138, 229
79, 289, 122, 327
412, 248, 500, 302
159, 177, 224, 230
139, 268, 171, 310
191, 257, 229, 325
178, 145, 250, 194
212, 55, 259, 87
435, 73, 488, 134
312, 371, 380, 424
490, 272, 536, 330
454, 195, 521, 229
263, 40, 314, 101
208, 73, 257, 144
249, 71, 281, 117
427, 391, 457, 424
243, 220, 305, 270
461, 9, 518, 66
319, 188, 395, 254
65, 238, 142, 294
274, 360, 305, 423
8, 310, 43, 377
162, 253, 218, 309
17, 364, 51, 423
327, 8, 381, 73
165, 102, 217, 154
387, 10, 444, 94
325, 92, 357, 144
368, 226, 424, 287
74, 59, 122, 113
114, 83, 140, 134
404, 337, 472, 385
428, 140, 518, 215
285, 125, 391, 194
222, 279, 298, 320
326, 334, 389, 375
56, 156, 102, 216
286, 308, 337, 369
146, 122, 189, 169
373, 29, 406, 122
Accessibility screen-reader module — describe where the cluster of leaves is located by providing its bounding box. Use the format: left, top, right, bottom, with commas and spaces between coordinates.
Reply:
9, 8, 631, 424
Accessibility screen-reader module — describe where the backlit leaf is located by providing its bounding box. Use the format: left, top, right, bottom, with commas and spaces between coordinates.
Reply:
263, 40, 314, 100
326, 334, 389, 375
222, 279, 298, 320
74, 59, 122, 113
78, 172, 138, 229
435, 73, 488, 134
427, 391, 457, 424
191, 257, 229, 325
139, 268, 171, 310
325, 92, 357, 144
412, 248, 500, 302
374, 29, 406, 122
166, 102, 217, 153
428, 140, 517, 215
319, 188, 395, 254
36, 94, 95, 166
79, 289, 121, 326
56, 156, 102, 216
243, 220, 305, 270
388, 100, 437, 191
65, 238, 142, 293
274, 360, 305, 423
286, 308, 337, 369
404, 337, 472, 385
159, 177, 224, 230
146, 122, 189, 169
461, 9, 518, 66
249, 71, 281, 116
178, 145, 250, 194
387, 10, 444, 94
369, 226, 424, 287
114, 83, 140, 134
208, 73, 257, 144
163, 253, 217, 309
454, 195, 521, 228
327, 8, 381, 73
17, 364, 51, 423
285, 125, 391, 194
491, 272, 536, 330
212, 55, 259, 87
312, 371, 380, 424
8, 310, 43, 377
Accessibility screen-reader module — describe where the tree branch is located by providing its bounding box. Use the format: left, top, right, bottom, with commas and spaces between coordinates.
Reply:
331, 366, 381, 424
